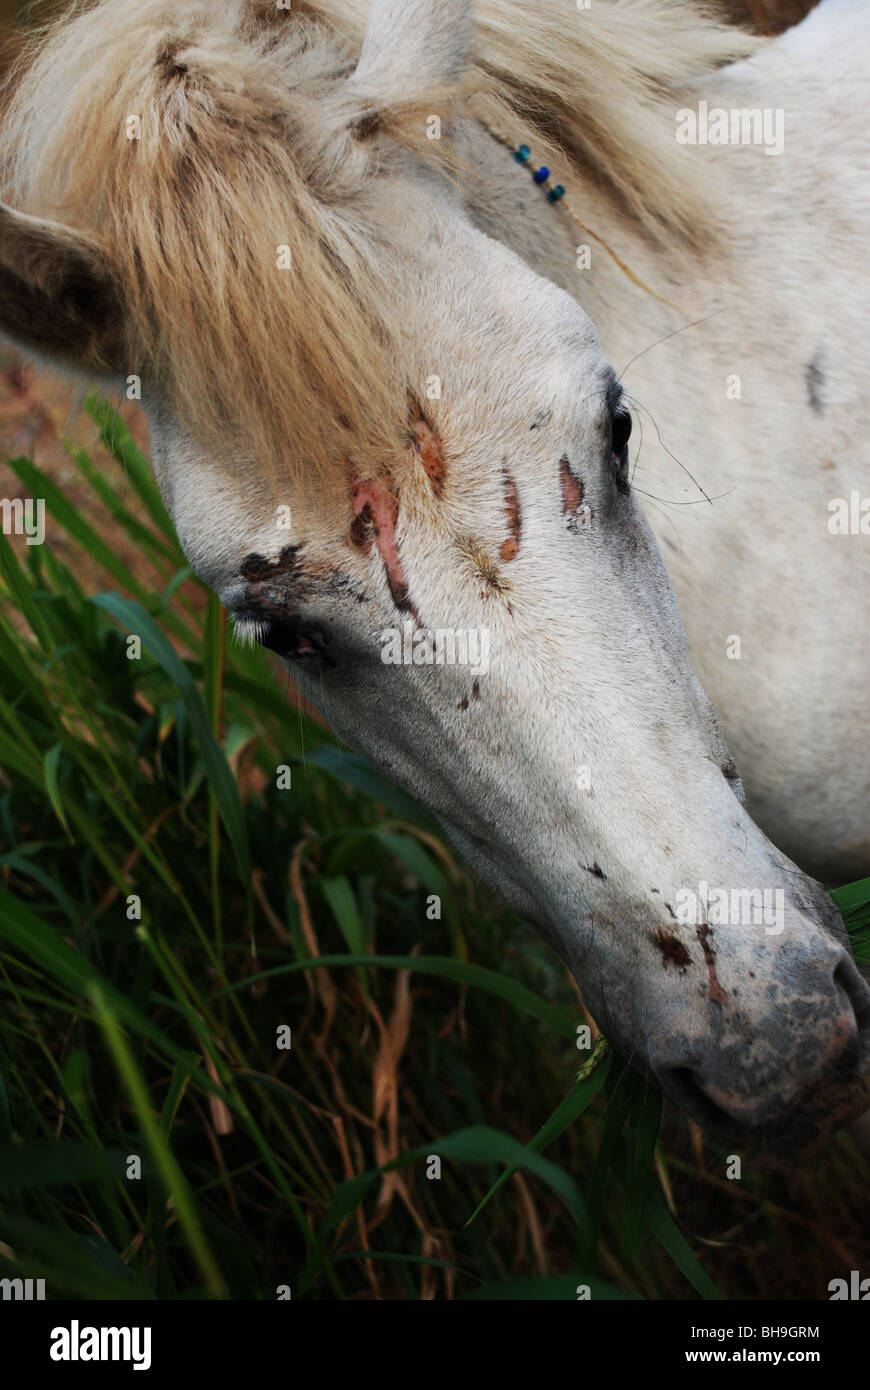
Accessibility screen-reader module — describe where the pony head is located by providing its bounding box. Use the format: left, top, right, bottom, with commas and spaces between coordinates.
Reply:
0, 0, 867, 1141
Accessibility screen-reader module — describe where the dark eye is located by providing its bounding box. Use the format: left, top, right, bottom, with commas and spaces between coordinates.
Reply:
611, 406, 632, 459
260, 619, 329, 663
610, 406, 632, 493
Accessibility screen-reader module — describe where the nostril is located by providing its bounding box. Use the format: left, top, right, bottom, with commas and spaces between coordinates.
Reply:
832, 954, 870, 1035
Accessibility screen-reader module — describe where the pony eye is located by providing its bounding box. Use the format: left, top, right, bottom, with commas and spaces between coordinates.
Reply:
610, 406, 632, 494
611, 406, 632, 459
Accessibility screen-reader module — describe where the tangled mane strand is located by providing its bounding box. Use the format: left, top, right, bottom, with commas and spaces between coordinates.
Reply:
0, 0, 423, 491
473, 0, 757, 243
0, 0, 757, 491
311, 0, 759, 242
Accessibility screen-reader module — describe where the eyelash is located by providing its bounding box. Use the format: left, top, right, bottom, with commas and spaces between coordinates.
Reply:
611, 405, 632, 459
608, 387, 632, 493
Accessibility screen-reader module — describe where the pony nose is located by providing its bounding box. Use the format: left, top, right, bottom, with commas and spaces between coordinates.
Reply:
653, 950, 870, 1130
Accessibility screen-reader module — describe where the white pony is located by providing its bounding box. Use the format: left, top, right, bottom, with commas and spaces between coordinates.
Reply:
0, 0, 866, 1142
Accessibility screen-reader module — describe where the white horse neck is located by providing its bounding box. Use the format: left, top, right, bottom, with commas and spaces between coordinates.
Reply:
461, 1, 870, 881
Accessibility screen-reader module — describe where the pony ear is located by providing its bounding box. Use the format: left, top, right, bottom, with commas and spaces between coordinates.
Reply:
351, 0, 473, 107
0, 203, 125, 373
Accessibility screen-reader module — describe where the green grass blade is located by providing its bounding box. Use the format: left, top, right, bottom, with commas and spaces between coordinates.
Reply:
85, 393, 179, 545
465, 1051, 614, 1227
645, 1195, 723, 1301
92, 592, 251, 889
43, 743, 70, 835
89, 984, 226, 1298
213, 953, 578, 1036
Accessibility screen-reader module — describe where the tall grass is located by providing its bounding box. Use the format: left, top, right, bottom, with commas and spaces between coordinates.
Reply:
0, 396, 868, 1300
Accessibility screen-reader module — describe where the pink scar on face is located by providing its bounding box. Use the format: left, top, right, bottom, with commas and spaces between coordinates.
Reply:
560, 455, 592, 532
350, 477, 420, 623
559, 455, 584, 514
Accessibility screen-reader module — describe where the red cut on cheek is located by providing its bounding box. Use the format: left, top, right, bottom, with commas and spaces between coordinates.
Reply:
559, 456, 584, 514
350, 478, 419, 621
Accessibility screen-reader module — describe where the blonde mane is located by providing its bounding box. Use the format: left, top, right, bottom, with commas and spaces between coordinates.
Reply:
0, 0, 756, 489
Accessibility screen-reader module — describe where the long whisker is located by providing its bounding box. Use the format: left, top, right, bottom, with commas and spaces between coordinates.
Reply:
629, 410, 685, 543
627, 397, 720, 507
618, 308, 728, 381
631, 483, 738, 509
